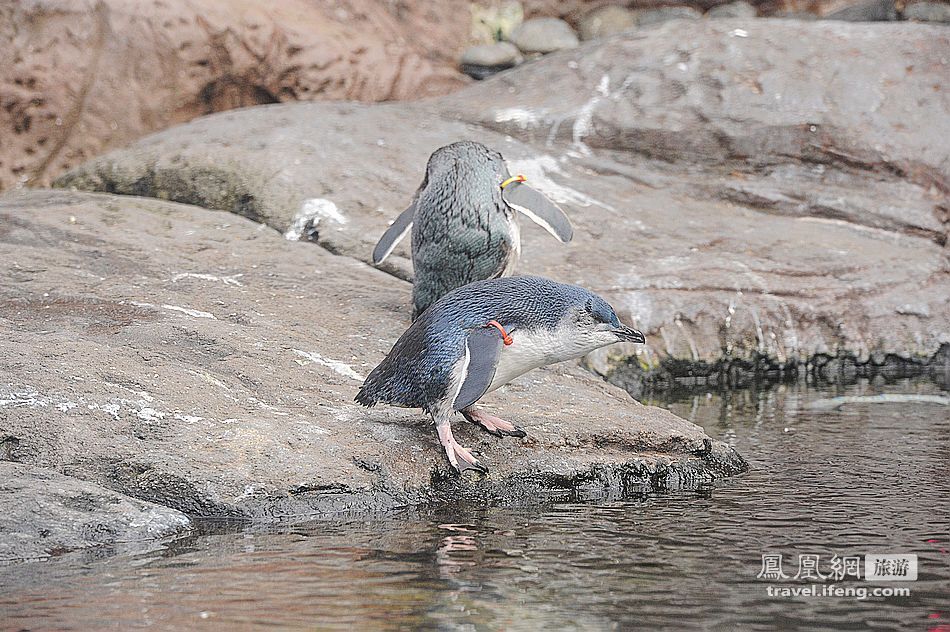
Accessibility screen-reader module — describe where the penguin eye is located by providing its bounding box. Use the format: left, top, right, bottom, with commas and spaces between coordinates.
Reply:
576, 302, 597, 326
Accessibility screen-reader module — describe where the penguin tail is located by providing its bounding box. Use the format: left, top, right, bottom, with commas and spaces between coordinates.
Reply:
354, 385, 378, 407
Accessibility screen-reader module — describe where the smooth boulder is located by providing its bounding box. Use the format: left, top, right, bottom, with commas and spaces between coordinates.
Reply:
0, 462, 190, 564
508, 17, 580, 54
55, 21, 950, 383
578, 6, 638, 40
0, 190, 746, 526
707, 2, 758, 17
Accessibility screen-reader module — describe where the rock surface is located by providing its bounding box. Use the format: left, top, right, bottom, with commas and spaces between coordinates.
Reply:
903, 1, 950, 21
0, 462, 190, 564
578, 6, 639, 40
0, 191, 746, 530
707, 1, 760, 17
460, 42, 524, 80
821, 0, 897, 20
0, 0, 471, 192
509, 17, 580, 54
636, 6, 705, 25
56, 20, 950, 390
461, 42, 524, 67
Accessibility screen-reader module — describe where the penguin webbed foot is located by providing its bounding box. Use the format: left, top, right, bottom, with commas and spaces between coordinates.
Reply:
456, 458, 489, 475
462, 408, 527, 439
437, 422, 489, 475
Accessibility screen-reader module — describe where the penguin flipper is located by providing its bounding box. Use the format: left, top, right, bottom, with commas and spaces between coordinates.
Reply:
453, 327, 505, 412
502, 182, 574, 243
372, 203, 415, 264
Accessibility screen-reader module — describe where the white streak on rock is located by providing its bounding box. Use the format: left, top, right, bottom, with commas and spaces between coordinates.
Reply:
56, 401, 78, 412
128, 301, 216, 319
572, 74, 610, 155
174, 414, 205, 424
495, 107, 543, 129
1, 387, 211, 426
285, 198, 347, 241
0, 388, 47, 408
293, 349, 364, 381
137, 407, 166, 422
508, 154, 617, 212
161, 304, 215, 319
171, 272, 244, 287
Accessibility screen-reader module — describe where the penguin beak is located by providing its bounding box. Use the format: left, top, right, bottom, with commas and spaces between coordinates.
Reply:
613, 325, 645, 343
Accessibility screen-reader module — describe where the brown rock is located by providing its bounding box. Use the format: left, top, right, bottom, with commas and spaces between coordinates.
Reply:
903, 1, 950, 21
0, 190, 745, 524
509, 17, 580, 54
0, 0, 471, 193
761, 0, 897, 18
0, 462, 190, 563
635, 6, 705, 24
460, 42, 524, 80
55, 21, 949, 383
578, 6, 639, 40
707, 1, 759, 17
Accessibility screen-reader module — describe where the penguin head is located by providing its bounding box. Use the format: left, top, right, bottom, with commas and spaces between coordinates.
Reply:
425, 141, 509, 188
563, 294, 645, 349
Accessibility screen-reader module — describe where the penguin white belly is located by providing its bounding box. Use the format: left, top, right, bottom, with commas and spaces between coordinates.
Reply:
487, 325, 594, 393
501, 213, 521, 276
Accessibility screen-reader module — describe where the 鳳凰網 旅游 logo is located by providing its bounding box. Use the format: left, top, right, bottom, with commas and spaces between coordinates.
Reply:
755, 553, 916, 601
864, 554, 918, 581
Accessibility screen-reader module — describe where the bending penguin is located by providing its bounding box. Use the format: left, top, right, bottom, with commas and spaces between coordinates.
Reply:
372, 141, 574, 320
355, 276, 645, 473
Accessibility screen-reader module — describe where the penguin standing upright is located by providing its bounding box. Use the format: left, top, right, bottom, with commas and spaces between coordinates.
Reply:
372, 141, 574, 320
356, 276, 645, 473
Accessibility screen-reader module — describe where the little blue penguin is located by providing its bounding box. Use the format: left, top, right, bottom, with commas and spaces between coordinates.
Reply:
371, 141, 574, 320
355, 276, 645, 473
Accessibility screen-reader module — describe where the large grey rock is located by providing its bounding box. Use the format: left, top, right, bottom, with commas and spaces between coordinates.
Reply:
461, 42, 523, 67
448, 20, 948, 188
903, 1, 950, 22
0, 462, 190, 563
707, 1, 759, 17
509, 17, 579, 54
636, 6, 704, 25
0, 190, 746, 525
822, 0, 897, 20
578, 6, 638, 40
55, 21, 950, 384
460, 42, 523, 80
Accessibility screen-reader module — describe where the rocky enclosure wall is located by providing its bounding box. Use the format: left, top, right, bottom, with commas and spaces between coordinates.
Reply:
56, 20, 950, 392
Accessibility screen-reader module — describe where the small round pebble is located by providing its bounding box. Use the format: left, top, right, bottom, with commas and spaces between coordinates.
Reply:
508, 17, 579, 55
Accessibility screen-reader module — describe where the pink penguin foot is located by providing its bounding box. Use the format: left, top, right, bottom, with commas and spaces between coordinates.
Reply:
462, 407, 527, 438
437, 423, 488, 474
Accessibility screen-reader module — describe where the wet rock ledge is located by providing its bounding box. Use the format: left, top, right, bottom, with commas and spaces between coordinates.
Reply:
0, 191, 746, 563
0, 462, 190, 564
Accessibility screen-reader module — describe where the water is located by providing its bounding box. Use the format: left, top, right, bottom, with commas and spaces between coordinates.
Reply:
2, 379, 948, 630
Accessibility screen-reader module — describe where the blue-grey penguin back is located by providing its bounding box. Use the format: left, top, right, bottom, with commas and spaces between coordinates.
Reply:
356, 276, 604, 411
410, 141, 516, 320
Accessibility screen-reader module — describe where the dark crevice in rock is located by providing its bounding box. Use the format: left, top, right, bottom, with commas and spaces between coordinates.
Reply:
59, 164, 268, 225
604, 344, 950, 400
0, 436, 21, 462
714, 186, 946, 246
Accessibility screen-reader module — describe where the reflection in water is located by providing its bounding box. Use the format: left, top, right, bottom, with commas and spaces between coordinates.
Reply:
436, 524, 479, 578
1, 379, 948, 631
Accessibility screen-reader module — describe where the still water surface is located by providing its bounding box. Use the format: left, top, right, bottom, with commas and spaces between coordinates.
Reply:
2, 379, 948, 630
